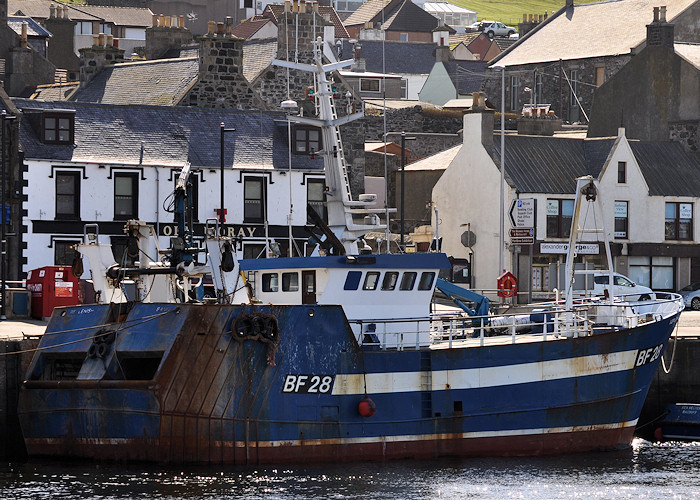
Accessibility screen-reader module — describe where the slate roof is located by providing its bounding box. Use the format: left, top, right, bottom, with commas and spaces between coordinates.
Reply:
491, 0, 698, 67
13, 99, 324, 171
344, 0, 397, 27
340, 40, 436, 74
243, 38, 278, 82
10, 0, 100, 21
492, 134, 700, 196
382, 0, 443, 33
69, 58, 199, 106
264, 4, 349, 39
675, 42, 700, 69
8, 15, 51, 37
29, 82, 79, 101
10, 0, 153, 25
449, 33, 479, 48
404, 145, 460, 171
444, 60, 487, 94
232, 15, 273, 39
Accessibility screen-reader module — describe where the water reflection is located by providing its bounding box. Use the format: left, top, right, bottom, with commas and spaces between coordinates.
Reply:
1, 439, 699, 499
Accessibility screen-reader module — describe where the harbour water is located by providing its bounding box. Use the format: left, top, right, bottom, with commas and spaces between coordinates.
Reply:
1, 439, 699, 499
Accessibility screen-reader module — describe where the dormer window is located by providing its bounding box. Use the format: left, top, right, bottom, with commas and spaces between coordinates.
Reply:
295, 126, 322, 155
42, 111, 74, 145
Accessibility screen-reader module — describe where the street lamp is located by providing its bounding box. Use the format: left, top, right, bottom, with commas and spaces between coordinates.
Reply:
492, 64, 506, 275
219, 123, 236, 226
400, 131, 416, 251
1, 111, 16, 321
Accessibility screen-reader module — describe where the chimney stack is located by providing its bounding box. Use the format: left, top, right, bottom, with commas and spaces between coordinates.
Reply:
647, 5, 674, 50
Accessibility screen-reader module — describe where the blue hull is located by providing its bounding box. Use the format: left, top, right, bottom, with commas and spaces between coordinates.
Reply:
18, 302, 679, 463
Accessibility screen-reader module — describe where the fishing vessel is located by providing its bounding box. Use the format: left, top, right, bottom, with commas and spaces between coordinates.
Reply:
17, 42, 684, 463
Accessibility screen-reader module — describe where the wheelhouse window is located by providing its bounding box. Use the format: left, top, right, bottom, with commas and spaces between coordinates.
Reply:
54, 240, 79, 266
418, 272, 435, 290
363, 272, 380, 290
42, 112, 74, 145
360, 78, 380, 93
614, 201, 628, 239
307, 178, 327, 223
400, 272, 417, 291
282, 272, 299, 292
344, 271, 362, 290
295, 126, 322, 155
243, 177, 265, 223
114, 172, 138, 220
618, 161, 626, 183
382, 272, 398, 290
665, 202, 693, 240
56, 171, 80, 220
546, 199, 574, 238
262, 273, 279, 292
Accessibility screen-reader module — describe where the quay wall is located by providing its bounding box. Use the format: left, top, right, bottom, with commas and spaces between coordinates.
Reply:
1, 339, 39, 460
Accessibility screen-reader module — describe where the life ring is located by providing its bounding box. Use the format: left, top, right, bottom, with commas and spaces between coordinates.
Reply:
87, 343, 98, 358
96, 342, 109, 358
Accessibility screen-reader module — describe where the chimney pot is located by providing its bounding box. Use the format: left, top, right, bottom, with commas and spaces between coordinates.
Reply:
207, 20, 216, 35
284, 0, 291, 13
164, 15, 171, 27
49, 3, 55, 18
93, 35, 100, 46
178, 15, 185, 28
106, 34, 113, 46
660, 5, 667, 22
216, 22, 224, 35
152, 13, 158, 27
20, 22, 28, 47
98, 32, 105, 46
159, 14, 165, 27
653, 6, 659, 22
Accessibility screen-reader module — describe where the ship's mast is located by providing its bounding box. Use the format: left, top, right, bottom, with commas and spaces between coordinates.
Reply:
272, 38, 390, 255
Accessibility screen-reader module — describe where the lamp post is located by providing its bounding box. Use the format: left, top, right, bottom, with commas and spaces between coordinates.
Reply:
492, 65, 506, 275
219, 123, 236, 226
399, 131, 416, 251
1, 112, 16, 321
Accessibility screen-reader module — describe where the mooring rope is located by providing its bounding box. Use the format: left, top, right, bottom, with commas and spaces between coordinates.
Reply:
661, 316, 680, 374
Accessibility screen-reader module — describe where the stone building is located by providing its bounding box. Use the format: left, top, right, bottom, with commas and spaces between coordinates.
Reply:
483, 0, 700, 124
588, 8, 700, 153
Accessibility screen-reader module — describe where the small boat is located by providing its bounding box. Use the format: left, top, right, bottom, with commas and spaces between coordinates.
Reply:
655, 404, 700, 441
16, 41, 684, 464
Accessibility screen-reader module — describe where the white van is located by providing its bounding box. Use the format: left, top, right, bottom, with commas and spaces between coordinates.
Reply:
593, 273, 654, 300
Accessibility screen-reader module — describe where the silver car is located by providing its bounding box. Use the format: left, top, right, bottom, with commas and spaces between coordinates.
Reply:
483, 22, 516, 39
678, 282, 700, 310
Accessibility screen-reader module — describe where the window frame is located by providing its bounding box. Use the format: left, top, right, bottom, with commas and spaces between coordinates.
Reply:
54, 240, 80, 266
614, 200, 628, 239
282, 272, 299, 292
617, 161, 626, 184
243, 176, 266, 223
546, 199, 574, 238
262, 272, 279, 292
665, 202, 693, 241
113, 172, 139, 220
382, 272, 399, 290
363, 271, 380, 290
399, 272, 417, 291
360, 78, 381, 93
42, 111, 74, 145
55, 171, 80, 220
307, 177, 327, 223
294, 125, 323, 156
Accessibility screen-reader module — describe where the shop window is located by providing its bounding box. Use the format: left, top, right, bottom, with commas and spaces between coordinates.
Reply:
54, 240, 80, 266
282, 272, 299, 292
400, 272, 417, 290
307, 178, 326, 223
665, 202, 693, 240
363, 272, 380, 290
382, 272, 398, 290
262, 273, 279, 292
244, 177, 265, 223
629, 256, 674, 291
295, 126, 322, 155
614, 201, 628, 239
243, 244, 266, 259
546, 199, 574, 238
56, 171, 80, 220
114, 172, 138, 220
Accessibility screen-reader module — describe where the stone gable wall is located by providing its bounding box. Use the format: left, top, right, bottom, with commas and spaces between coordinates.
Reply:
480, 55, 631, 124
146, 26, 194, 60
79, 44, 124, 86
184, 35, 264, 109
669, 121, 700, 152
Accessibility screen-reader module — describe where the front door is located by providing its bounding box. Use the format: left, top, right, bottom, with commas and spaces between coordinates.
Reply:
302, 270, 316, 304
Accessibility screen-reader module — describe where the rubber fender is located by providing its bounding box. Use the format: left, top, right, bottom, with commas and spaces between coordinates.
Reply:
233, 316, 253, 340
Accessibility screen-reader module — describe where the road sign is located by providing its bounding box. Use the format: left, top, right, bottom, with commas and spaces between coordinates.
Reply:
509, 198, 536, 228
509, 227, 534, 244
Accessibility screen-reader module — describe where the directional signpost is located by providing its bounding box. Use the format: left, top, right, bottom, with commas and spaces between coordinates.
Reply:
508, 199, 536, 303
509, 198, 536, 228
509, 227, 534, 245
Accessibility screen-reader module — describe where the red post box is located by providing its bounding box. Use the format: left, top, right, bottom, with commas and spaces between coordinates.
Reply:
26, 266, 80, 320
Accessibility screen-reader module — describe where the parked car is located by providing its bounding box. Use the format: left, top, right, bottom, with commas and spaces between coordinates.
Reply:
482, 21, 516, 38
593, 273, 654, 300
678, 282, 700, 310
466, 20, 493, 32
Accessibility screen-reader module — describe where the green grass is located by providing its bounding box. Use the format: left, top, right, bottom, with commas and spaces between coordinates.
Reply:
449, 0, 594, 26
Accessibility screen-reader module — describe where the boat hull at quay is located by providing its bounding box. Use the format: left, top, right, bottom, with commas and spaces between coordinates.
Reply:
18, 302, 678, 464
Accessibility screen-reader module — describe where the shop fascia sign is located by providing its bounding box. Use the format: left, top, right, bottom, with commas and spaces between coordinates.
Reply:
540, 243, 599, 254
